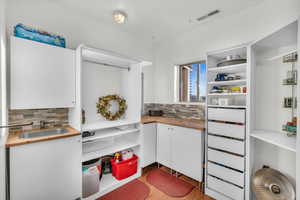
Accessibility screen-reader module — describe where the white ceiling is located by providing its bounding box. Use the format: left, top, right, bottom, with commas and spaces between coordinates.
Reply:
55, 0, 264, 41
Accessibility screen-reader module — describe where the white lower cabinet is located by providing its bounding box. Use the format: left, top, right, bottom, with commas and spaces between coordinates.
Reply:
9, 136, 82, 200
157, 123, 172, 168
142, 123, 157, 167
157, 123, 203, 181
172, 126, 203, 181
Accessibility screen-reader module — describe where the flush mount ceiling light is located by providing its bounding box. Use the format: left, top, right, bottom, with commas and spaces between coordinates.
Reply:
113, 10, 127, 24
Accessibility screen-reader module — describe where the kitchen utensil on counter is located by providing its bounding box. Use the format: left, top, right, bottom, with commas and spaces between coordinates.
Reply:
82, 131, 95, 138
149, 110, 164, 116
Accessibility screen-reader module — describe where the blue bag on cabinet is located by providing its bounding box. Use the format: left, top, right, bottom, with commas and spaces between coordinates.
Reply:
14, 24, 66, 48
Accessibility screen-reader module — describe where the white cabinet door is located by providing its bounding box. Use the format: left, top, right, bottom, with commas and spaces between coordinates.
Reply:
157, 123, 172, 168
172, 126, 203, 181
10, 136, 82, 200
10, 36, 76, 109
142, 123, 157, 167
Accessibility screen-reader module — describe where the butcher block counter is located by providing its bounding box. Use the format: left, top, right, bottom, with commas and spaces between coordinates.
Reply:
141, 116, 205, 131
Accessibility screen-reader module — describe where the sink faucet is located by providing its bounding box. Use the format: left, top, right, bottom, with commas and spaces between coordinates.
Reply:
40, 120, 55, 129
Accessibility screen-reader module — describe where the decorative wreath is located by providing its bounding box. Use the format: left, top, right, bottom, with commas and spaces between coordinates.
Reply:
97, 95, 127, 121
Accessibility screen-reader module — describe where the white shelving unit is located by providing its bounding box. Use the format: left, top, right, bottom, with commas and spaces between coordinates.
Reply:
207, 93, 247, 96
248, 19, 299, 200
207, 105, 247, 109
83, 173, 141, 200
205, 44, 249, 200
69, 44, 151, 199
251, 130, 296, 152
208, 79, 247, 86
82, 120, 140, 132
82, 127, 139, 142
207, 63, 247, 73
82, 141, 140, 162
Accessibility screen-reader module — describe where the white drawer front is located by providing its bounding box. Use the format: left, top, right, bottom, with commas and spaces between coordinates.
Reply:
208, 135, 244, 155
208, 121, 245, 140
208, 148, 244, 171
208, 108, 245, 123
207, 175, 244, 200
208, 162, 244, 187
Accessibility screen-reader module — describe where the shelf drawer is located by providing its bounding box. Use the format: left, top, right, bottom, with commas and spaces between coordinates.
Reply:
207, 162, 244, 187
208, 121, 245, 140
207, 175, 244, 200
208, 108, 245, 123
208, 135, 244, 155
208, 148, 244, 171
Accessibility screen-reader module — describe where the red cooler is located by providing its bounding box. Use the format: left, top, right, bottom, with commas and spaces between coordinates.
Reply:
111, 155, 138, 180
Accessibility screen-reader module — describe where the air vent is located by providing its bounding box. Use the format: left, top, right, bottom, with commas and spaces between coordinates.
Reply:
197, 10, 220, 22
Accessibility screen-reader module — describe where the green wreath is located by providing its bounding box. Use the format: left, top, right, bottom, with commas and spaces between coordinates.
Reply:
97, 95, 127, 121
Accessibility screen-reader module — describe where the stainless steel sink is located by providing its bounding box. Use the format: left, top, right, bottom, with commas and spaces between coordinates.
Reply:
19, 128, 69, 139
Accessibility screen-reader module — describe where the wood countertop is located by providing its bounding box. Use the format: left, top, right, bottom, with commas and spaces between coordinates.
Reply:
6, 126, 80, 147
141, 116, 205, 131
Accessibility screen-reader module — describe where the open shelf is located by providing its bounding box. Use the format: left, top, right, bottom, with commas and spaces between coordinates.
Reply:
83, 172, 141, 200
208, 93, 247, 96
207, 63, 247, 73
82, 140, 140, 162
251, 130, 296, 152
208, 79, 246, 86
207, 105, 246, 109
82, 128, 140, 142
82, 120, 140, 132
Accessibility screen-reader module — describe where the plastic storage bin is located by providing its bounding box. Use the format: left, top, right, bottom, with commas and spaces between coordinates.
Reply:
82, 158, 102, 198
111, 155, 138, 180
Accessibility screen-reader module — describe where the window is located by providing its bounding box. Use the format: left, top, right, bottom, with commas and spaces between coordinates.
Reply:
178, 61, 206, 102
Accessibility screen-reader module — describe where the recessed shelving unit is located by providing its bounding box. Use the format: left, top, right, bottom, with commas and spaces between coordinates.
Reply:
69, 44, 150, 199
249, 20, 299, 200
205, 44, 249, 200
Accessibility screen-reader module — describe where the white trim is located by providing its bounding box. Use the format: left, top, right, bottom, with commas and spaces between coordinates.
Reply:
144, 101, 205, 105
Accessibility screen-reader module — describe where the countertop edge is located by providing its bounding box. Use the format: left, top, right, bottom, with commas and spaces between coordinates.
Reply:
141, 116, 205, 131
6, 126, 81, 147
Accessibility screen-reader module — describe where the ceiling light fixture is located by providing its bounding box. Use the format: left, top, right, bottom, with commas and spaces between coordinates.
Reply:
113, 10, 127, 24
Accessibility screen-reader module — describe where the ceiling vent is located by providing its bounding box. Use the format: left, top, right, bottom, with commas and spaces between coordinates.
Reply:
196, 10, 220, 22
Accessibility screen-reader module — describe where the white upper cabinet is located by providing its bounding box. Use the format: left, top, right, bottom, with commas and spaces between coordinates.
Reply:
10, 37, 76, 109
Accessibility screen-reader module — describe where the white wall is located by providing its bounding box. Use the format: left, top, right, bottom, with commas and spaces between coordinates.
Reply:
6, 0, 154, 62
0, 0, 7, 199
153, 0, 300, 103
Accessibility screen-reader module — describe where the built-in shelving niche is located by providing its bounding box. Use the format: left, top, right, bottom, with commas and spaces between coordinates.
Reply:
68, 45, 149, 199
207, 46, 248, 108
249, 20, 298, 197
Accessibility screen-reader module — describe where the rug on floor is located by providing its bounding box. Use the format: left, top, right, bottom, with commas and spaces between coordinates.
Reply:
146, 168, 194, 197
98, 179, 150, 200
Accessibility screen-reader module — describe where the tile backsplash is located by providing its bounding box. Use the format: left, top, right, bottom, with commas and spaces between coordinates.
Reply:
144, 103, 205, 119
9, 108, 68, 131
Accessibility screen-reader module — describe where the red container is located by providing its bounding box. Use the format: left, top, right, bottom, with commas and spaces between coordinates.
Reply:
111, 155, 138, 180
